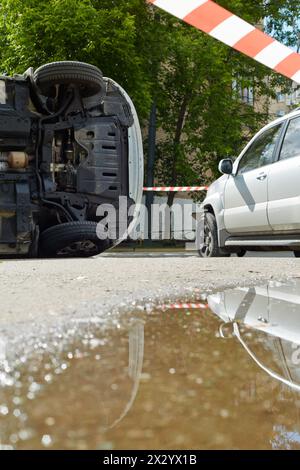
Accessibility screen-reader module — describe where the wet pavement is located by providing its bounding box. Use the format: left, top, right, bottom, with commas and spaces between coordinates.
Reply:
1, 279, 300, 449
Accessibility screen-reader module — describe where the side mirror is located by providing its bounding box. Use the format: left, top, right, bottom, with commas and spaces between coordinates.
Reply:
218, 158, 233, 175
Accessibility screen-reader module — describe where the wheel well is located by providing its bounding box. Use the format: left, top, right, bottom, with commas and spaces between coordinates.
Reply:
204, 205, 215, 216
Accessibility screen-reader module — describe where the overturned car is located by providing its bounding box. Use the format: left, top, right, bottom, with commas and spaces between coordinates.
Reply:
0, 61, 143, 257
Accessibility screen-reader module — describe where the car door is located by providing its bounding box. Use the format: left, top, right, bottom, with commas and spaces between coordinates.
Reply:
224, 123, 284, 234
268, 115, 300, 231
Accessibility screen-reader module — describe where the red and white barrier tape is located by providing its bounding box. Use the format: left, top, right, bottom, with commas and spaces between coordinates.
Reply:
143, 186, 208, 192
148, 0, 300, 84
160, 302, 208, 310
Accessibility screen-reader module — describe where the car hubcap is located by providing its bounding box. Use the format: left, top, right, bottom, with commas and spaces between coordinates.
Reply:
200, 223, 213, 257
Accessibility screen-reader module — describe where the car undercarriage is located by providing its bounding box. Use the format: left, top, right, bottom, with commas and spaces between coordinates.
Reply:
0, 61, 138, 258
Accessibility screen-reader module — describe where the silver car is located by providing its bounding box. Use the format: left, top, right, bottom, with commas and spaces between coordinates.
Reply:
199, 108, 300, 257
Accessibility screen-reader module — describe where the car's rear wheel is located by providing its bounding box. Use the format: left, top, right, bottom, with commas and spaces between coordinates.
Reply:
294, 251, 300, 258
198, 212, 231, 258
237, 249, 246, 257
33, 61, 104, 97
39, 221, 109, 258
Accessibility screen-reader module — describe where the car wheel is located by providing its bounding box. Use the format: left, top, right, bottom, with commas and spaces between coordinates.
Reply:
39, 221, 109, 258
198, 212, 231, 258
237, 249, 246, 257
294, 251, 300, 258
33, 61, 104, 97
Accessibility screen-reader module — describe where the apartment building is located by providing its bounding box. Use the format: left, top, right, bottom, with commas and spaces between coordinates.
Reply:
269, 83, 300, 118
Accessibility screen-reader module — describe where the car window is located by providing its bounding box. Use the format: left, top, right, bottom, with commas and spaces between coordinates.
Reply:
238, 123, 283, 174
279, 116, 300, 161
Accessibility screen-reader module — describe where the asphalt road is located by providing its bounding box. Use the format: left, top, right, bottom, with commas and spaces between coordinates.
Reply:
0, 251, 299, 328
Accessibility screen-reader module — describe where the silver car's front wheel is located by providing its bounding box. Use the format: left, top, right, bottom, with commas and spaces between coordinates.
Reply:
198, 212, 230, 258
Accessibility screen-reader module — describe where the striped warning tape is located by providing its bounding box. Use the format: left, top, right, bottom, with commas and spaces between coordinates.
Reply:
159, 302, 209, 310
148, 0, 300, 84
143, 186, 208, 192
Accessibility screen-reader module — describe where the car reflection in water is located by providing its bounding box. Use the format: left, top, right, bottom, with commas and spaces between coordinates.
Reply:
208, 279, 300, 448
0, 319, 145, 450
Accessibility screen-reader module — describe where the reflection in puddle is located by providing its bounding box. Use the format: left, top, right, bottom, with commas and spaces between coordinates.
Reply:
2, 280, 300, 449
208, 282, 300, 393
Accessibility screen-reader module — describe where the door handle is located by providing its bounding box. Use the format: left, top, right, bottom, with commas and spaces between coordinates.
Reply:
256, 174, 267, 181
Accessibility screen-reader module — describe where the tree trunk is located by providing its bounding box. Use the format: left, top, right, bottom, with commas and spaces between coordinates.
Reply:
167, 94, 189, 208
146, 102, 157, 243
167, 190, 176, 208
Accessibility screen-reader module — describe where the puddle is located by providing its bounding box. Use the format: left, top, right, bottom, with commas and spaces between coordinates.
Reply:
1, 280, 300, 449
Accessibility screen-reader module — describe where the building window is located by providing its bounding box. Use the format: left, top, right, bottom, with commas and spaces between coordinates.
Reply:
241, 87, 254, 105
276, 92, 285, 103
232, 80, 254, 106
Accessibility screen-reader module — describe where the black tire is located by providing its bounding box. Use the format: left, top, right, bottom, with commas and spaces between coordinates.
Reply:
294, 251, 300, 258
237, 249, 247, 257
198, 212, 231, 258
33, 61, 104, 97
39, 221, 109, 258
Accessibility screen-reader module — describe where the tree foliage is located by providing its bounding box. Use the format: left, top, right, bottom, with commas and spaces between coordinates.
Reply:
151, 0, 300, 192
0, 0, 152, 116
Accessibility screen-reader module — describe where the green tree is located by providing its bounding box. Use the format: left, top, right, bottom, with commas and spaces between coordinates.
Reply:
0, 0, 299, 197
148, 0, 300, 204
0, 0, 152, 117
